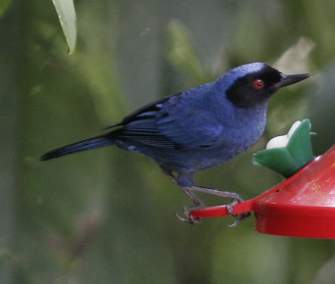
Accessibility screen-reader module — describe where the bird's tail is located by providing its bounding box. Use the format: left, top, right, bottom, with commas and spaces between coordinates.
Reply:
40, 135, 113, 161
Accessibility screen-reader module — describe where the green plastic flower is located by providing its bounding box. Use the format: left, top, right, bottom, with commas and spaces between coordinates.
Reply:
253, 119, 314, 177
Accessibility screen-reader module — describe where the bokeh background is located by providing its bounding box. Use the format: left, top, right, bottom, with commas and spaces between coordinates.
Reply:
1, 0, 335, 283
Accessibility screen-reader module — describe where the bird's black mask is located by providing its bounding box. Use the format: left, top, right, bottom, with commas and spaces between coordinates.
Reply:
226, 65, 308, 108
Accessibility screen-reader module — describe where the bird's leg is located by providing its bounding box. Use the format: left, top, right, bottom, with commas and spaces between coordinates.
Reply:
159, 168, 204, 223
188, 185, 243, 202
188, 185, 250, 226
161, 167, 203, 206
176, 187, 205, 224
182, 187, 205, 207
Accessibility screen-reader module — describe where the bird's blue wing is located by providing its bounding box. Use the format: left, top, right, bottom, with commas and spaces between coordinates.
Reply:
156, 92, 224, 148
113, 95, 181, 149
113, 90, 223, 150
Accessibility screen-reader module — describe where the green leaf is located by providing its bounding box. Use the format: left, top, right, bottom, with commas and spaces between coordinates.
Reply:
51, 0, 77, 54
167, 20, 206, 83
0, 0, 11, 17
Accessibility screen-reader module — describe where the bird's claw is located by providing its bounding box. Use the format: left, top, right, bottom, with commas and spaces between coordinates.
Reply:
176, 206, 201, 224
226, 197, 250, 227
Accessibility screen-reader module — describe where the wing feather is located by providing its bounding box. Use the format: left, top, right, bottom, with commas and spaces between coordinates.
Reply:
109, 89, 223, 150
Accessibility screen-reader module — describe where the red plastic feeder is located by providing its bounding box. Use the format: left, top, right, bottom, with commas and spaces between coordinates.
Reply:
190, 146, 335, 239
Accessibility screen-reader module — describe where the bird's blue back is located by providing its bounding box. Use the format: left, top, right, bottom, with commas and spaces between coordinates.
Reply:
116, 63, 269, 173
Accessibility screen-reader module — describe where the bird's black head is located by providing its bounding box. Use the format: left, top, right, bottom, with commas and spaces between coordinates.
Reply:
224, 63, 309, 108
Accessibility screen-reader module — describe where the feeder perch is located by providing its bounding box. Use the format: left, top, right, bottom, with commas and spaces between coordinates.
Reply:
190, 119, 335, 239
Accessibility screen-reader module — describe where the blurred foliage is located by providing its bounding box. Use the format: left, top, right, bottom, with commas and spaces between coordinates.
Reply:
51, 0, 77, 54
0, 0, 11, 17
1, 0, 335, 284
167, 20, 211, 84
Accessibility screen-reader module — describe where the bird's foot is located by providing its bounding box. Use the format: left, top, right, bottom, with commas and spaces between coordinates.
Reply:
226, 197, 250, 227
186, 186, 250, 227
176, 205, 202, 224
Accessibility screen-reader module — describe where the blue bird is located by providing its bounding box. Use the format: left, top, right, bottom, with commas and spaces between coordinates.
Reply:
41, 62, 309, 222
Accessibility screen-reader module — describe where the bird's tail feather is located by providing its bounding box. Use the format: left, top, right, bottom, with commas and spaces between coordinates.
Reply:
40, 135, 113, 161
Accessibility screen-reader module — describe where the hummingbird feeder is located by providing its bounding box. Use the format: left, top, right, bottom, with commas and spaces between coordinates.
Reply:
190, 119, 335, 239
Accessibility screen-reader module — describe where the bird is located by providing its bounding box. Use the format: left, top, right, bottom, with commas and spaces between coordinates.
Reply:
41, 62, 309, 223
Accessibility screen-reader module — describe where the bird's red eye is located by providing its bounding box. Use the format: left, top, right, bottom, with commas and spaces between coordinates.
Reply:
253, 79, 265, 90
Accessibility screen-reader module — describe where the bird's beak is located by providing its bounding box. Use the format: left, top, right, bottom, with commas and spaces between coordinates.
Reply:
276, 73, 310, 88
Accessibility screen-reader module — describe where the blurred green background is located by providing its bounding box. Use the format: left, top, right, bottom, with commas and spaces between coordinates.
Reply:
1, 0, 335, 283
